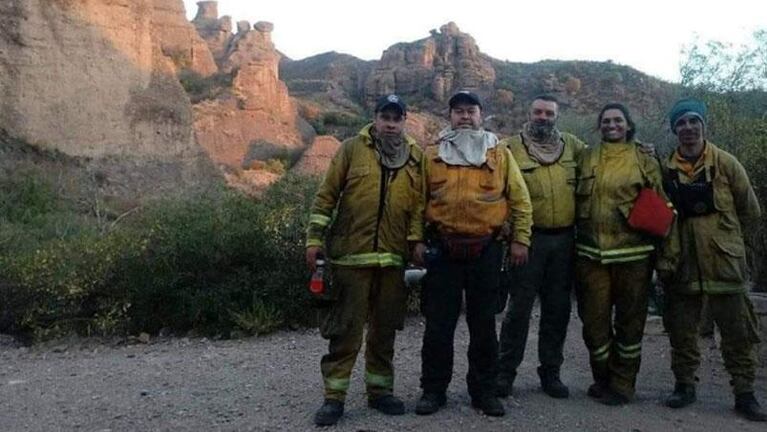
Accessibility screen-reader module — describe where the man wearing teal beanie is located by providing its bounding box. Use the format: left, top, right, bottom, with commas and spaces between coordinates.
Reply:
668, 98, 707, 134
660, 97, 765, 422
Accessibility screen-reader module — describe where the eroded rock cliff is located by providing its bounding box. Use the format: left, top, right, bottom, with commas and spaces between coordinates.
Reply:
0, 0, 209, 162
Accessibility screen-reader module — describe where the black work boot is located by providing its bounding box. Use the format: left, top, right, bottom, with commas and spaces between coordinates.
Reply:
538, 367, 570, 399
471, 395, 506, 417
368, 394, 405, 415
495, 373, 515, 398
665, 383, 696, 409
314, 399, 344, 426
735, 392, 767, 422
415, 392, 446, 415
587, 382, 607, 399
598, 388, 630, 406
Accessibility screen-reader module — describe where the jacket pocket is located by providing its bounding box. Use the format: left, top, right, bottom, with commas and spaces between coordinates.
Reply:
520, 168, 543, 198
428, 165, 448, 199
478, 169, 504, 202
344, 164, 370, 191
710, 235, 746, 282
713, 172, 734, 212
561, 160, 578, 189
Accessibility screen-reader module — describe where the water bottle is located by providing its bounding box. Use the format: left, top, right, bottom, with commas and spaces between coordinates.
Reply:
309, 258, 326, 295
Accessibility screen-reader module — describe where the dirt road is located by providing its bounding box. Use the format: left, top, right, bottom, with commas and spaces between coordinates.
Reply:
0, 309, 764, 431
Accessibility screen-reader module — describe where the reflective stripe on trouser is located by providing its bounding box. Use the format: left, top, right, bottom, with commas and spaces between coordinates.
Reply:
498, 229, 573, 376
575, 243, 654, 264
319, 265, 407, 401
665, 291, 759, 395
420, 241, 503, 400
575, 257, 652, 398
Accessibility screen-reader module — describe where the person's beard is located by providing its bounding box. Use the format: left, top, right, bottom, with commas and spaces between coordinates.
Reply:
378, 132, 404, 154
529, 119, 555, 139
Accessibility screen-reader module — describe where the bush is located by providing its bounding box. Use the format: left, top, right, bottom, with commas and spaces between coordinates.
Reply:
0, 172, 321, 341
179, 71, 234, 103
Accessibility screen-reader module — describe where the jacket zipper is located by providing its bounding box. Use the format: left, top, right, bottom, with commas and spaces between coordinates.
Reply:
373, 167, 392, 251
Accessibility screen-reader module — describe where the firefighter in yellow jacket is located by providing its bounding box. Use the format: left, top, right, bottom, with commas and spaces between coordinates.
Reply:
414, 91, 533, 417
575, 103, 675, 406
305, 95, 424, 426
661, 98, 765, 422
496, 95, 586, 400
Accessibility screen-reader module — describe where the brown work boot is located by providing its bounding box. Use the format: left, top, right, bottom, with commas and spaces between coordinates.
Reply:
735, 392, 767, 422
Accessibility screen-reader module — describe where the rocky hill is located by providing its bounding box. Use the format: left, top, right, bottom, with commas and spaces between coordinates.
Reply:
279, 22, 680, 139
0, 0, 685, 194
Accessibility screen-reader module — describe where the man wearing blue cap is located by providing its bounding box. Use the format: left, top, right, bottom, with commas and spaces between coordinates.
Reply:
661, 98, 765, 421
306, 94, 425, 426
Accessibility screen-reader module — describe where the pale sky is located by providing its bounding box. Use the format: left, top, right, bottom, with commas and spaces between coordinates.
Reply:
182, 0, 765, 82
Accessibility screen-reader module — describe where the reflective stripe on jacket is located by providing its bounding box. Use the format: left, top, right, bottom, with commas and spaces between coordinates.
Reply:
575, 142, 669, 264
306, 124, 424, 267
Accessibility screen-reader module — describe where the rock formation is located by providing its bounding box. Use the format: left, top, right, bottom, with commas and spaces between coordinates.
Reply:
365, 22, 496, 108
191, 1, 233, 64
152, 0, 218, 76
0, 0, 207, 162
292, 136, 342, 176
406, 113, 446, 148
189, 3, 306, 173
221, 21, 280, 74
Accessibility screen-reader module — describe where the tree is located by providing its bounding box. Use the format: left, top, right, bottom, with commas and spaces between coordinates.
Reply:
680, 29, 767, 93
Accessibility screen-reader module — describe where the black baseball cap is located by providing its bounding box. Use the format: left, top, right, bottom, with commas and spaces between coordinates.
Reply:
449, 90, 482, 109
374, 94, 407, 115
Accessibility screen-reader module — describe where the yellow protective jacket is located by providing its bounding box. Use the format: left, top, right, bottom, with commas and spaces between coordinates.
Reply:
424, 144, 533, 245
575, 141, 674, 266
663, 142, 761, 294
501, 132, 586, 229
306, 124, 424, 267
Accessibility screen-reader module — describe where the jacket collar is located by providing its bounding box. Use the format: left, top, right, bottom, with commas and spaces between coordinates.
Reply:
359, 123, 421, 164
666, 140, 718, 172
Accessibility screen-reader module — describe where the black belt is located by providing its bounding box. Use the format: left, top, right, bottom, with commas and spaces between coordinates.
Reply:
532, 225, 574, 235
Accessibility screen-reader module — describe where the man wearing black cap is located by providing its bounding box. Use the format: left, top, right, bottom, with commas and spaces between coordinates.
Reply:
661, 98, 765, 422
414, 90, 533, 416
306, 94, 425, 426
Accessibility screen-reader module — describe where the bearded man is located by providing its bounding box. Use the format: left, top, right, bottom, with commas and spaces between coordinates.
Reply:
495, 95, 586, 400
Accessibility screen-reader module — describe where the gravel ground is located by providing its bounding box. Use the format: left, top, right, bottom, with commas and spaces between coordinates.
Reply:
0, 307, 765, 432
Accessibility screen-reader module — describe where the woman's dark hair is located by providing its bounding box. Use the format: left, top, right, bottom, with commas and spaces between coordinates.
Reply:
596, 102, 636, 141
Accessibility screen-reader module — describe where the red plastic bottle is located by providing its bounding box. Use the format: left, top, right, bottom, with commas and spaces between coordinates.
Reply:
309, 259, 325, 295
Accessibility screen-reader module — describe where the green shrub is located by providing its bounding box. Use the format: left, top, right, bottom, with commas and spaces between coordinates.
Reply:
0, 172, 321, 341
230, 297, 284, 336
179, 71, 234, 103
